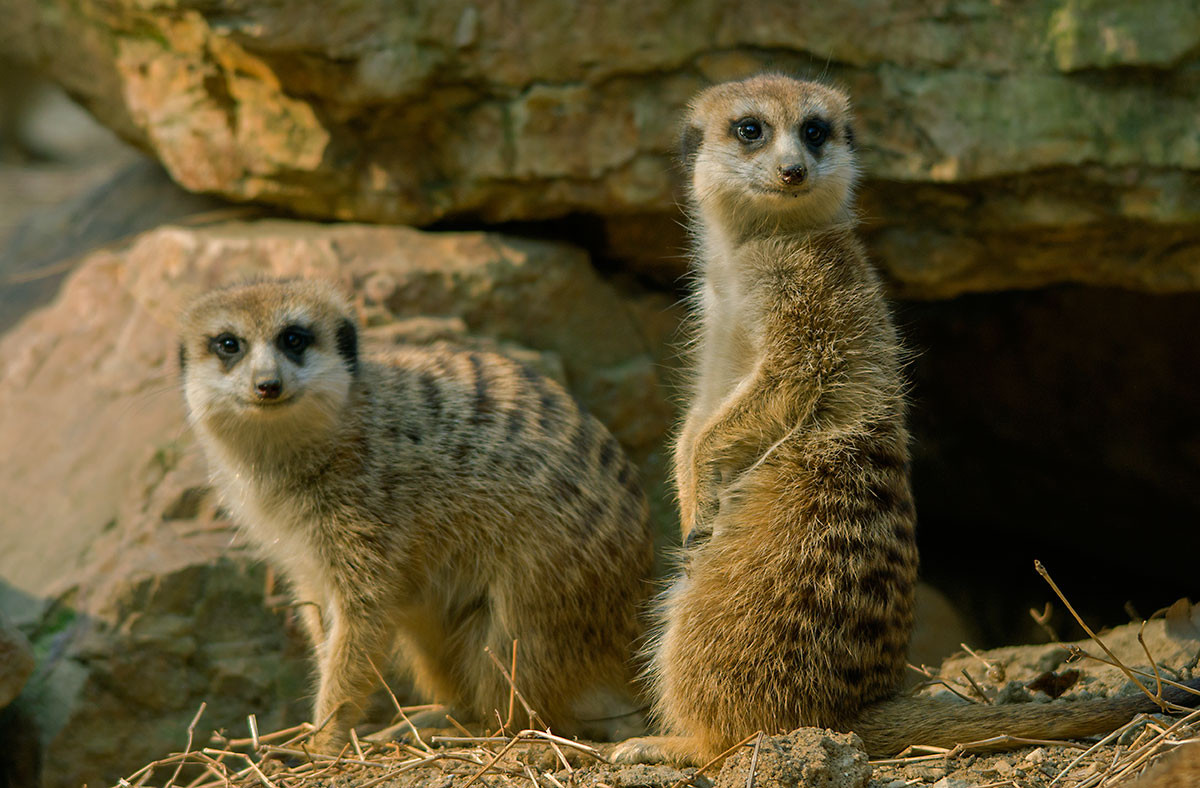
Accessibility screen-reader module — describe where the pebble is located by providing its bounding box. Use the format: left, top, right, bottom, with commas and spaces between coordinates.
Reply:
930, 778, 974, 788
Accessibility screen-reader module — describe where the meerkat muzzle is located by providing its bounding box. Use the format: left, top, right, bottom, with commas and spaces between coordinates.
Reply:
778, 164, 808, 186
255, 378, 283, 399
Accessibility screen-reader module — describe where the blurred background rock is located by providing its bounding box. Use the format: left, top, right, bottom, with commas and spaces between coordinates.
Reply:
1, 3, 1197, 785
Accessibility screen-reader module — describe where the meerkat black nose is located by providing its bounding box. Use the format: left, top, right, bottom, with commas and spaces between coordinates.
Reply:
779, 164, 808, 186
256, 379, 283, 400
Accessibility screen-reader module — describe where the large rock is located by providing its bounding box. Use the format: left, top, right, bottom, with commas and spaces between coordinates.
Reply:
0, 158, 229, 333
935, 605, 1200, 698
4, 0, 1199, 294
0, 220, 676, 788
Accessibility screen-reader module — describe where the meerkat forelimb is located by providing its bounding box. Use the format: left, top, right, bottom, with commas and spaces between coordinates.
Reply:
612, 74, 1200, 765
181, 279, 654, 751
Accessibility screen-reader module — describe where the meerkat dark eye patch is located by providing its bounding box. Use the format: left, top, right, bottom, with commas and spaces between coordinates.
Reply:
679, 124, 703, 173
336, 318, 358, 376
208, 332, 245, 370
801, 118, 831, 151
275, 325, 314, 364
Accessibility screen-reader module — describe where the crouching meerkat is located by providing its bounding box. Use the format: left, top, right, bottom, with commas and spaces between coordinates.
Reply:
613, 74, 1200, 765
180, 279, 653, 751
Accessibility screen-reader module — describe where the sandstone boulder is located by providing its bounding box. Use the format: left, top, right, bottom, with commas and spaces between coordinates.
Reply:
0, 158, 230, 333
0, 220, 676, 788
4, 0, 1199, 294
932, 601, 1200, 701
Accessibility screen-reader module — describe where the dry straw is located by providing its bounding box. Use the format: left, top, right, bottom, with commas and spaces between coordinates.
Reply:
113, 572, 1198, 788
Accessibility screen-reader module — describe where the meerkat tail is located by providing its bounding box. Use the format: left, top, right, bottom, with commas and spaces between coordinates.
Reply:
852, 678, 1200, 756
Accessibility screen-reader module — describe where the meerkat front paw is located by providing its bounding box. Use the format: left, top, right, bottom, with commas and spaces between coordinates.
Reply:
609, 735, 699, 766
306, 729, 350, 756
610, 736, 668, 764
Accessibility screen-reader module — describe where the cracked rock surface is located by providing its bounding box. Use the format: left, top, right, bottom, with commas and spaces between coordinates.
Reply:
5, 0, 1200, 294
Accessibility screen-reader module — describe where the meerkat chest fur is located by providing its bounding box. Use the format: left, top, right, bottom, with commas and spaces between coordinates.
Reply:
680, 74, 866, 422
691, 230, 761, 420
205, 442, 331, 586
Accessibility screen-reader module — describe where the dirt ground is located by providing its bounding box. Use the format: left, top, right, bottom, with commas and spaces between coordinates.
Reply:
114, 714, 1199, 788
112, 605, 1200, 788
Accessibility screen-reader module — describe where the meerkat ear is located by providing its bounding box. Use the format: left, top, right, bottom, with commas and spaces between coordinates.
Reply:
336, 317, 359, 375
679, 123, 703, 173
178, 344, 187, 372
844, 122, 857, 150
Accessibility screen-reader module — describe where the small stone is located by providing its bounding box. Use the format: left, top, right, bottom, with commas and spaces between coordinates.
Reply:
931, 778, 974, 788
903, 765, 948, 782
715, 729, 870, 788
993, 759, 1014, 775
1067, 764, 1102, 780
993, 681, 1033, 704
1023, 748, 1047, 764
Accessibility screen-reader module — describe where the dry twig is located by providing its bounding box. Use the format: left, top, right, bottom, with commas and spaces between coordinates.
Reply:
1035, 560, 1171, 711
1030, 601, 1059, 642
165, 703, 207, 788
484, 645, 544, 730
961, 668, 993, 704
906, 662, 981, 704
669, 731, 761, 788
745, 732, 764, 788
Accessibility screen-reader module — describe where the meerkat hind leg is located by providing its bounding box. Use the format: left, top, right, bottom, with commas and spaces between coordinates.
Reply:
397, 619, 480, 720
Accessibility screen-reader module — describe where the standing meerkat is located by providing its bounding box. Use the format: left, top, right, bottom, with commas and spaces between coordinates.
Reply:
614, 74, 1200, 764
180, 279, 653, 751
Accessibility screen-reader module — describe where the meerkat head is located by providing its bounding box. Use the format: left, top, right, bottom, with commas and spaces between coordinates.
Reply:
681, 74, 859, 233
179, 279, 359, 447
